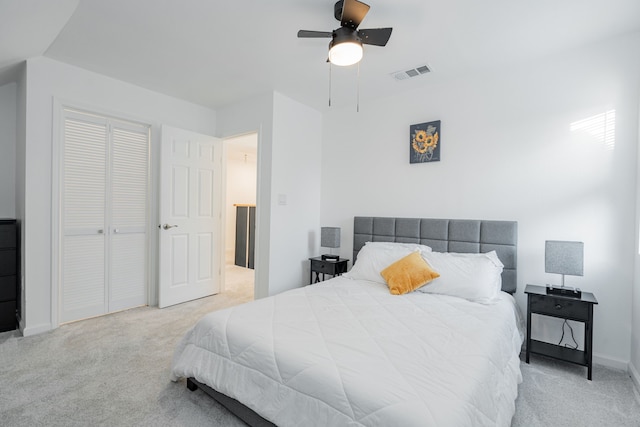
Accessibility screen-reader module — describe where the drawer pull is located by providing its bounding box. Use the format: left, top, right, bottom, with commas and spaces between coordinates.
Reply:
555, 304, 562, 310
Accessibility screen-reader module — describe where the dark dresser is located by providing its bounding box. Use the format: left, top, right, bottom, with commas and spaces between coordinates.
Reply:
0, 219, 19, 332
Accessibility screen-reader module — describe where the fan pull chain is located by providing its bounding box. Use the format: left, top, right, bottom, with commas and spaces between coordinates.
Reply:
328, 62, 332, 107
356, 62, 360, 113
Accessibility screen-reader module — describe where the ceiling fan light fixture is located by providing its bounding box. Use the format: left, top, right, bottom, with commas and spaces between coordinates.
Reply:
298, 0, 391, 68
328, 40, 363, 66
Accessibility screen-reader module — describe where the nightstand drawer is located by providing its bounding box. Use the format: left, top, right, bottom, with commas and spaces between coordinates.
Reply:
529, 294, 589, 321
310, 259, 336, 274
309, 257, 349, 284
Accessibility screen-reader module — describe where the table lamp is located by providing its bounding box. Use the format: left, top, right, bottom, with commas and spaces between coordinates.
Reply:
545, 240, 583, 297
321, 227, 341, 261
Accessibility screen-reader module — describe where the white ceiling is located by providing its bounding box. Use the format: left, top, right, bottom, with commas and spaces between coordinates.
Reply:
1, 0, 639, 111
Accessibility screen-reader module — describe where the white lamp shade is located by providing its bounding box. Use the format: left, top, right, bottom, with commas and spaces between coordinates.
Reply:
328, 41, 363, 66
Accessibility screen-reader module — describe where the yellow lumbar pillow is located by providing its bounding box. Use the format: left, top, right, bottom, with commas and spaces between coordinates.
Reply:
381, 251, 440, 295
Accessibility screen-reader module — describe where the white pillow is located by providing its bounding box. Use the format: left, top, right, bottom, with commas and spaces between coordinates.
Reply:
345, 242, 432, 284
417, 251, 504, 304
362, 241, 433, 253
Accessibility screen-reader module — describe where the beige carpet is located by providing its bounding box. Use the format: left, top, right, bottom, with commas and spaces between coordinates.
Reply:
512, 354, 640, 427
2, 268, 640, 426
0, 262, 254, 426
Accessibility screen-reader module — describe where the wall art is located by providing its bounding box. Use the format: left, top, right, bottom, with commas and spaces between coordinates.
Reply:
410, 120, 441, 163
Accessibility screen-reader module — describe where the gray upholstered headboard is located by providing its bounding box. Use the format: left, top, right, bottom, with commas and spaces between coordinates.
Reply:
353, 217, 518, 294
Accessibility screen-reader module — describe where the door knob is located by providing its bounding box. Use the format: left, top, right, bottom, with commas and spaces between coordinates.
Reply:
162, 224, 178, 230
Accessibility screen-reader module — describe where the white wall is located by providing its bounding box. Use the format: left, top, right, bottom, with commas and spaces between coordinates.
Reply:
0, 82, 16, 218
217, 91, 322, 298
269, 92, 322, 294
15, 63, 26, 324
321, 32, 640, 367
21, 56, 217, 335
633, 94, 640, 388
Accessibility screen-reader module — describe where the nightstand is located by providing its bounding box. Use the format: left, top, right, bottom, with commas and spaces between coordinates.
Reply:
309, 257, 349, 284
525, 284, 598, 380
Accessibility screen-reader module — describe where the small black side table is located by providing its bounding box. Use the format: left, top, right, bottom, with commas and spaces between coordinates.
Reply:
525, 284, 598, 380
309, 257, 348, 284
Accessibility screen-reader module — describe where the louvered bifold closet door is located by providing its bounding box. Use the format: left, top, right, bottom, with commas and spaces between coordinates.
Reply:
61, 111, 108, 323
109, 120, 149, 311
61, 109, 150, 324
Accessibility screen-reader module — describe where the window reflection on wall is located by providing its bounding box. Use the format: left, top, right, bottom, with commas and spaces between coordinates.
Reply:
570, 109, 616, 151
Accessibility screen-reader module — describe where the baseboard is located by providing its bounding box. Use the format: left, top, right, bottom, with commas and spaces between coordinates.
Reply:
630, 362, 640, 396
22, 322, 52, 337
592, 353, 629, 371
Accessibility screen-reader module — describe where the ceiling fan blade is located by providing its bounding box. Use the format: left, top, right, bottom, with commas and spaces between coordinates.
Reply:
341, 0, 370, 29
297, 30, 333, 38
358, 27, 393, 46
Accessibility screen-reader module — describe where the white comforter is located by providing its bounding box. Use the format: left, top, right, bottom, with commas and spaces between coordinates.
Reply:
171, 277, 524, 427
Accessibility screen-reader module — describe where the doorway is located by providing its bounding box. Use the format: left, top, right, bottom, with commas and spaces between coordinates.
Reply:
223, 133, 257, 299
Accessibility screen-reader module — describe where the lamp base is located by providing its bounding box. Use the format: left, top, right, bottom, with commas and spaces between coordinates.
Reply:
321, 254, 340, 261
546, 285, 582, 298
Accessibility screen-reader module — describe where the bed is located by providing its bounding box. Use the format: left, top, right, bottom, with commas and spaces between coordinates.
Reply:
171, 217, 524, 426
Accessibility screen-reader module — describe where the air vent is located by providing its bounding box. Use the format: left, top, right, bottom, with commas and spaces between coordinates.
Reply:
390, 64, 432, 81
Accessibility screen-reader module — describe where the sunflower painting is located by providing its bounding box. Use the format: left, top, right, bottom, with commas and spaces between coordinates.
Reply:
410, 120, 441, 164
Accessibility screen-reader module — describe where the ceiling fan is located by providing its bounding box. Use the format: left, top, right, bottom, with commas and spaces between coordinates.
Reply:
297, 0, 393, 67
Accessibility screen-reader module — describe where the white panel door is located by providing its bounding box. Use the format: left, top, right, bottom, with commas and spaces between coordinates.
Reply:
61, 112, 108, 323
159, 125, 222, 308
